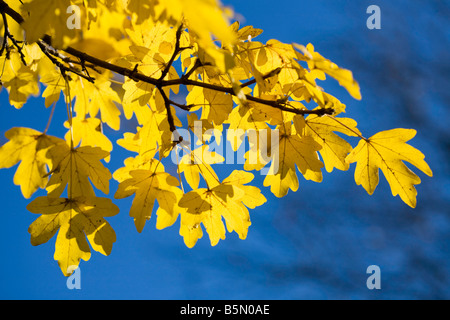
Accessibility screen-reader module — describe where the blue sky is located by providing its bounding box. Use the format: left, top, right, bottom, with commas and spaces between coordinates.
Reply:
0, 0, 449, 299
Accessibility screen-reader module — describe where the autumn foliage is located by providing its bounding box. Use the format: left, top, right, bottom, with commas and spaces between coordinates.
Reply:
0, 0, 432, 276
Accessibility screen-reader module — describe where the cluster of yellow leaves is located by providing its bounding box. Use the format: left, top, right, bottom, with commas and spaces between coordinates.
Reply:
0, 127, 117, 275
18, 0, 235, 52
179, 169, 266, 247
0, 0, 433, 276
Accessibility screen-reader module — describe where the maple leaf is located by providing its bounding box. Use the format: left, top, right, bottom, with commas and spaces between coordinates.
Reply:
128, 0, 236, 49
231, 21, 263, 42
178, 145, 224, 190
0, 127, 66, 198
72, 75, 122, 130
178, 170, 266, 247
39, 67, 70, 108
21, 0, 80, 48
129, 44, 179, 83
227, 99, 271, 151
254, 39, 297, 75
64, 116, 113, 162
0, 53, 39, 109
346, 129, 433, 208
294, 43, 362, 100
27, 196, 119, 276
46, 144, 112, 198
303, 115, 361, 172
186, 86, 233, 126
137, 104, 174, 159
263, 121, 324, 198
114, 160, 182, 233
187, 113, 223, 146
242, 128, 277, 173
121, 78, 156, 124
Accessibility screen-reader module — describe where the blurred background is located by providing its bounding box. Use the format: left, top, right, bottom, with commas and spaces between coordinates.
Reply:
0, 0, 448, 299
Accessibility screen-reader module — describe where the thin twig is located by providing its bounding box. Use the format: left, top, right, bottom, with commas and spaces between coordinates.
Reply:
157, 86, 177, 133
182, 58, 211, 81
158, 24, 185, 83
43, 101, 57, 134
0, 10, 26, 64
240, 67, 282, 88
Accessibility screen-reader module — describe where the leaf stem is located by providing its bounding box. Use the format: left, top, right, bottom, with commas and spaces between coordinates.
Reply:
175, 146, 185, 194
158, 24, 184, 84
325, 115, 367, 140
43, 101, 57, 134
157, 86, 177, 133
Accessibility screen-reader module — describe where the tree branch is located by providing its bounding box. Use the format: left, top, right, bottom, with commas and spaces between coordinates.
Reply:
65, 45, 335, 116
158, 87, 175, 131
37, 39, 95, 82
158, 24, 185, 83
240, 67, 282, 88
64, 45, 160, 86
1, 2, 334, 117
0, 10, 26, 64
0, 0, 24, 25
182, 58, 205, 81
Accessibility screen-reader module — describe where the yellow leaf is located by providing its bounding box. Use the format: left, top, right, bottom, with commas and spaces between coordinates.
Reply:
304, 115, 361, 172
121, 79, 155, 123
232, 21, 263, 42
243, 128, 276, 172
114, 166, 182, 233
346, 129, 433, 208
113, 155, 164, 183
186, 86, 233, 125
204, 46, 236, 74
125, 0, 236, 48
21, 0, 80, 48
187, 113, 223, 145
222, 170, 267, 208
0, 127, 66, 198
254, 39, 297, 75
46, 145, 112, 198
27, 196, 118, 276
178, 145, 224, 189
1, 53, 39, 109
113, 156, 180, 231
294, 43, 362, 100
179, 213, 203, 248
227, 100, 270, 151
116, 131, 142, 154
40, 68, 69, 108
65, 116, 113, 162
72, 76, 122, 130
152, 0, 236, 46
137, 105, 174, 158
263, 122, 324, 198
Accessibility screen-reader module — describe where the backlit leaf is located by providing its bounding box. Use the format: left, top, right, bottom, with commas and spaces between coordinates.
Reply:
346, 129, 433, 208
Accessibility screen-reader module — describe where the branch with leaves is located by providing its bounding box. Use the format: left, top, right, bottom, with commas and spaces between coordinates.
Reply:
0, 3, 25, 64
0, 0, 432, 277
